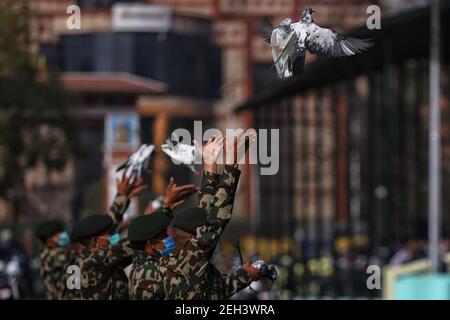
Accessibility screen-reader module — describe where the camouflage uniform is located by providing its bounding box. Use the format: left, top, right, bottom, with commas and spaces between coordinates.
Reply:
79, 194, 134, 300
39, 246, 71, 300
128, 204, 171, 300
198, 171, 219, 210
159, 166, 254, 300
129, 251, 165, 300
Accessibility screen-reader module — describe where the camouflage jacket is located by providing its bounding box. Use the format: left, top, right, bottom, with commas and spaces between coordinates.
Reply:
129, 251, 165, 300
39, 246, 71, 300
128, 204, 171, 300
107, 194, 131, 225
160, 166, 253, 300
79, 194, 134, 300
80, 238, 134, 300
198, 171, 219, 210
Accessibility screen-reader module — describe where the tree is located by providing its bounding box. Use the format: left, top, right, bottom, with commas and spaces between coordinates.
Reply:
0, 1, 80, 222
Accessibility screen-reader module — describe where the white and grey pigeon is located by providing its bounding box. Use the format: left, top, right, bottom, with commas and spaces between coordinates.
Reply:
161, 133, 201, 174
261, 7, 373, 78
116, 144, 154, 182
261, 18, 294, 79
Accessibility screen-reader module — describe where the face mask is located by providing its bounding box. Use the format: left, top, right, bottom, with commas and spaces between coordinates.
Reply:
57, 231, 70, 247
158, 236, 175, 256
108, 233, 121, 246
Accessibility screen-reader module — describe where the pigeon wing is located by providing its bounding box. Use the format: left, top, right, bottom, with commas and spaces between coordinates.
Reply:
272, 31, 297, 78
275, 31, 297, 64
305, 25, 373, 58
116, 159, 130, 172
270, 29, 285, 78
260, 21, 274, 43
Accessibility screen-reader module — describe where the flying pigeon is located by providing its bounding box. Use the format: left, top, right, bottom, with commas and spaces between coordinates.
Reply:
161, 134, 201, 174
261, 7, 373, 78
116, 144, 154, 183
261, 18, 294, 79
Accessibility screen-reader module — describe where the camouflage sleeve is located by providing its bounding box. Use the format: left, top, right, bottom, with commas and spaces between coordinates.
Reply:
188, 165, 241, 254
40, 247, 71, 299
48, 247, 70, 269
220, 268, 253, 299
198, 171, 219, 211
107, 194, 130, 227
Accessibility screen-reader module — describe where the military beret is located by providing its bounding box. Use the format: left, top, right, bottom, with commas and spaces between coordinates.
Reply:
128, 212, 170, 243
71, 214, 113, 242
69, 227, 80, 243
172, 207, 207, 234
35, 220, 64, 240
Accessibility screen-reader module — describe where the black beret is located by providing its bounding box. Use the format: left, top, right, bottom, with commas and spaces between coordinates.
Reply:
35, 220, 64, 240
172, 207, 207, 234
71, 214, 113, 242
69, 227, 80, 243
128, 212, 170, 243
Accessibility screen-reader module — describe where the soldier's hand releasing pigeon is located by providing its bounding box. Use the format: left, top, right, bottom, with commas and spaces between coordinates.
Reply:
116, 144, 154, 183
161, 133, 201, 175
261, 7, 373, 78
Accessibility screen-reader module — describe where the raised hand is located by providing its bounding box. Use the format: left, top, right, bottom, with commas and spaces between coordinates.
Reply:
116, 171, 147, 198
163, 177, 198, 209
193, 135, 224, 174
224, 130, 257, 168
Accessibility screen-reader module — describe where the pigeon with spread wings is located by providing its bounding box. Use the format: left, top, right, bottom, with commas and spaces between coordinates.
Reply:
116, 144, 154, 183
261, 7, 373, 78
161, 134, 201, 175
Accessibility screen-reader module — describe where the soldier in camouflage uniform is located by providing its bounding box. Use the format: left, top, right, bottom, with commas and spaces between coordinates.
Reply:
71, 174, 146, 300
159, 134, 269, 300
128, 179, 197, 300
35, 220, 72, 300
128, 211, 169, 300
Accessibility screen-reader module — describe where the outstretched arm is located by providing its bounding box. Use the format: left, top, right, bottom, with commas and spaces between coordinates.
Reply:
194, 136, 222, 211
143, 177, 197, 221
163, 177, 197, 218
198, 171, 219, 211
188, 166, 241, 256
108, 173, 147, 227
220, 267, 255, 299
189, 131, 256, 254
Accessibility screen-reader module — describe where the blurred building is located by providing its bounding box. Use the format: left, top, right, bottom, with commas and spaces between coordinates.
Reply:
26, 1, 221, 222
236, 3, 450, 260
